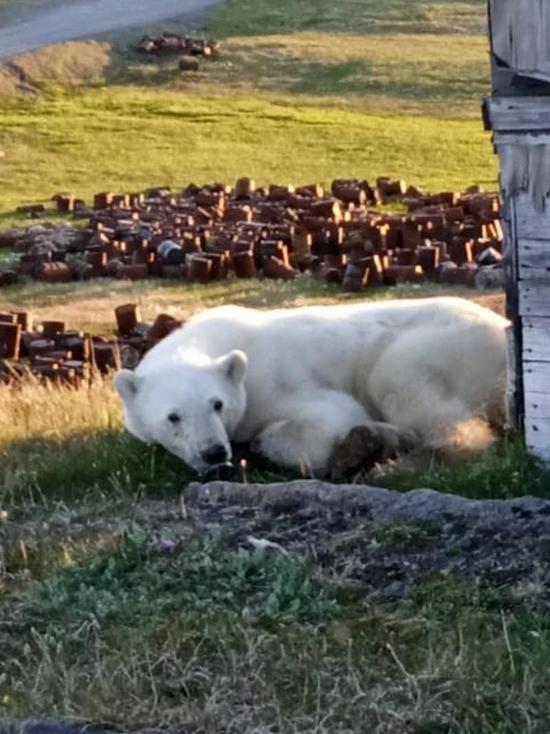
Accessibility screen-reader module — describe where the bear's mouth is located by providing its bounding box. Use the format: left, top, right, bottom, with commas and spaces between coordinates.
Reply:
200, 462, 237, 482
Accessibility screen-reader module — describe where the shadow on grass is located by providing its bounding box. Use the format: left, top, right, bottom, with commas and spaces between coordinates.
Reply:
205, 0, 486, 37
101, 49, 487, 108
0, 428, 298, 504
0, 429, 190, 503
288, 60, 487, 101
1, 424, 549, 505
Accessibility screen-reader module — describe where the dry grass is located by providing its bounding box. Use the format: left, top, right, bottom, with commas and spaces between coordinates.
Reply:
121, 31, 489, 118
1, 277, 506, 334
0, 375, 118, 444
0, 40, 112, 95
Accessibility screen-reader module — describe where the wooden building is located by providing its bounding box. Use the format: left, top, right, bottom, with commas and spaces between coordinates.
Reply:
485, 0, 550, 461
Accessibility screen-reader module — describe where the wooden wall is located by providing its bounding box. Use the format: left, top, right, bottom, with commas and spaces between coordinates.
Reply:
487, 92, 550, 462
489, 0, 550, 81
484, 4, 550, 460
512, 193, 550, 460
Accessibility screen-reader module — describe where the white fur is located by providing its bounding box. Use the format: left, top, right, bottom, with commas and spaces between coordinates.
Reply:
113, 297, 509, 473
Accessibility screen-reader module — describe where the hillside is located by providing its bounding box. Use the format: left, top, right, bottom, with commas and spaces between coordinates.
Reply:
0, 0, 494, 222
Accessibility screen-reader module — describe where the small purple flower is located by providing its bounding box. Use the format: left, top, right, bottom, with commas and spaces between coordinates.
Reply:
158, 538, 177, 553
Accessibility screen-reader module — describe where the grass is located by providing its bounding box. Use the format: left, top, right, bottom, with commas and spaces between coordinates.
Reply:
118, 32, 489, 118
2, 526, 550, 731
0, 277, 506, 333
376, 434, 550, 500
0, 0, 495, 221
3, 374, 548, 507
206, 0, 488, 36
19, 531, 337, 631
0, 86, 496, 220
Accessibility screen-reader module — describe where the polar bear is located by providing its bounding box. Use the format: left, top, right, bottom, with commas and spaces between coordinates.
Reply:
114, 297, 509, 475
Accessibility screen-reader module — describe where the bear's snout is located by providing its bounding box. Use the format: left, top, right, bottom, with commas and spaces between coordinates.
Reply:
201, 443, 229, 465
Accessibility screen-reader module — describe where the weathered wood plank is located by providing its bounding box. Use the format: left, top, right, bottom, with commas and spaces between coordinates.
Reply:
518, 239, 550, 279
519, 282, 550, 316
503, 195, 520, 321
525, 392, 550, 420
489, 0, 550, 78
503, 197, 524, 426
515, 194, 550, 239
495, 132, 550, 146
523, 360, 550, 394
488, 98, 550, 132
505, 324, 519, 430
523, 317, 550, 361
525, 418, 550, 462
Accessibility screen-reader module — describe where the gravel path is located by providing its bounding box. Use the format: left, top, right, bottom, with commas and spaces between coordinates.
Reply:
0, 0, 222, 59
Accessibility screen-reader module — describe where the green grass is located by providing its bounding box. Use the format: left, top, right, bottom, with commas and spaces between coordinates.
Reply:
0, 86, 496, 219
4, 424, 548, 507
207, 0, 487, 36
2, 527, 550, 731
139, 32, 489, 117
19, 530, 337, 632
377, 435, 550, 500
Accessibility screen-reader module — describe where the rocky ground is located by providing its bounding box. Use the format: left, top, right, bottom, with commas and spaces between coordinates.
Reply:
3, 479, 550, 605
187, 480, 550, 603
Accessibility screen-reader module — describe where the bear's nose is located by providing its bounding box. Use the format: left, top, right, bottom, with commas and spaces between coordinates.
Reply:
201, 444, 228, 465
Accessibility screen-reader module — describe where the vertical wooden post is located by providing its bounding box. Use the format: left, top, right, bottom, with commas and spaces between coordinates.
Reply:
501, 195, 523, 430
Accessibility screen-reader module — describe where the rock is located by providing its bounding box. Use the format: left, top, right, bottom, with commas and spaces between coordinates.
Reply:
476, 246, 503, 266
475, 264, 504, 289
187, 480, 550, 525
179, 58, 200, 72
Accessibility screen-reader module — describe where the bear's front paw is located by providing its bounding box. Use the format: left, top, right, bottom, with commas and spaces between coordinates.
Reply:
329, 423, 417, 480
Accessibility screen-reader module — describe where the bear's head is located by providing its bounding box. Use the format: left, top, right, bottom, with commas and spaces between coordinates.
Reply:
113, 350, 248, 472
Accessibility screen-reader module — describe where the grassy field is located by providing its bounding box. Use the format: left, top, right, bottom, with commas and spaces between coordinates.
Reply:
3, 1, 548, 731
3, 520, 550, 733
207, 0, 487, 36
118, 32, 489, 118
0, 86, 495, 219
0, 0, 495, 219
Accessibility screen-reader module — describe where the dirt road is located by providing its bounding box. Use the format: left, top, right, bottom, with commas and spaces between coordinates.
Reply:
0, 0, 222, 59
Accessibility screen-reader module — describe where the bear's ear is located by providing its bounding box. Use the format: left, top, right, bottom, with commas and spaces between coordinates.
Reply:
217, 350, 248, 386
113, 369, 141, 403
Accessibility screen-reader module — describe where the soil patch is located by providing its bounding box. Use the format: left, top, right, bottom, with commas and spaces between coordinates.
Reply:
0, 41, 111, 94
187, 480, 550, 603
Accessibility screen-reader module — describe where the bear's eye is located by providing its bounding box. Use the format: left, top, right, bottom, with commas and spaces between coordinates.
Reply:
213, 400, 224, 413
167, 412, 181, 424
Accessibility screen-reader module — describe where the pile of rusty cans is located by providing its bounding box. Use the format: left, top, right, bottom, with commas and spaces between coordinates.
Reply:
0, 178, 503, 292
